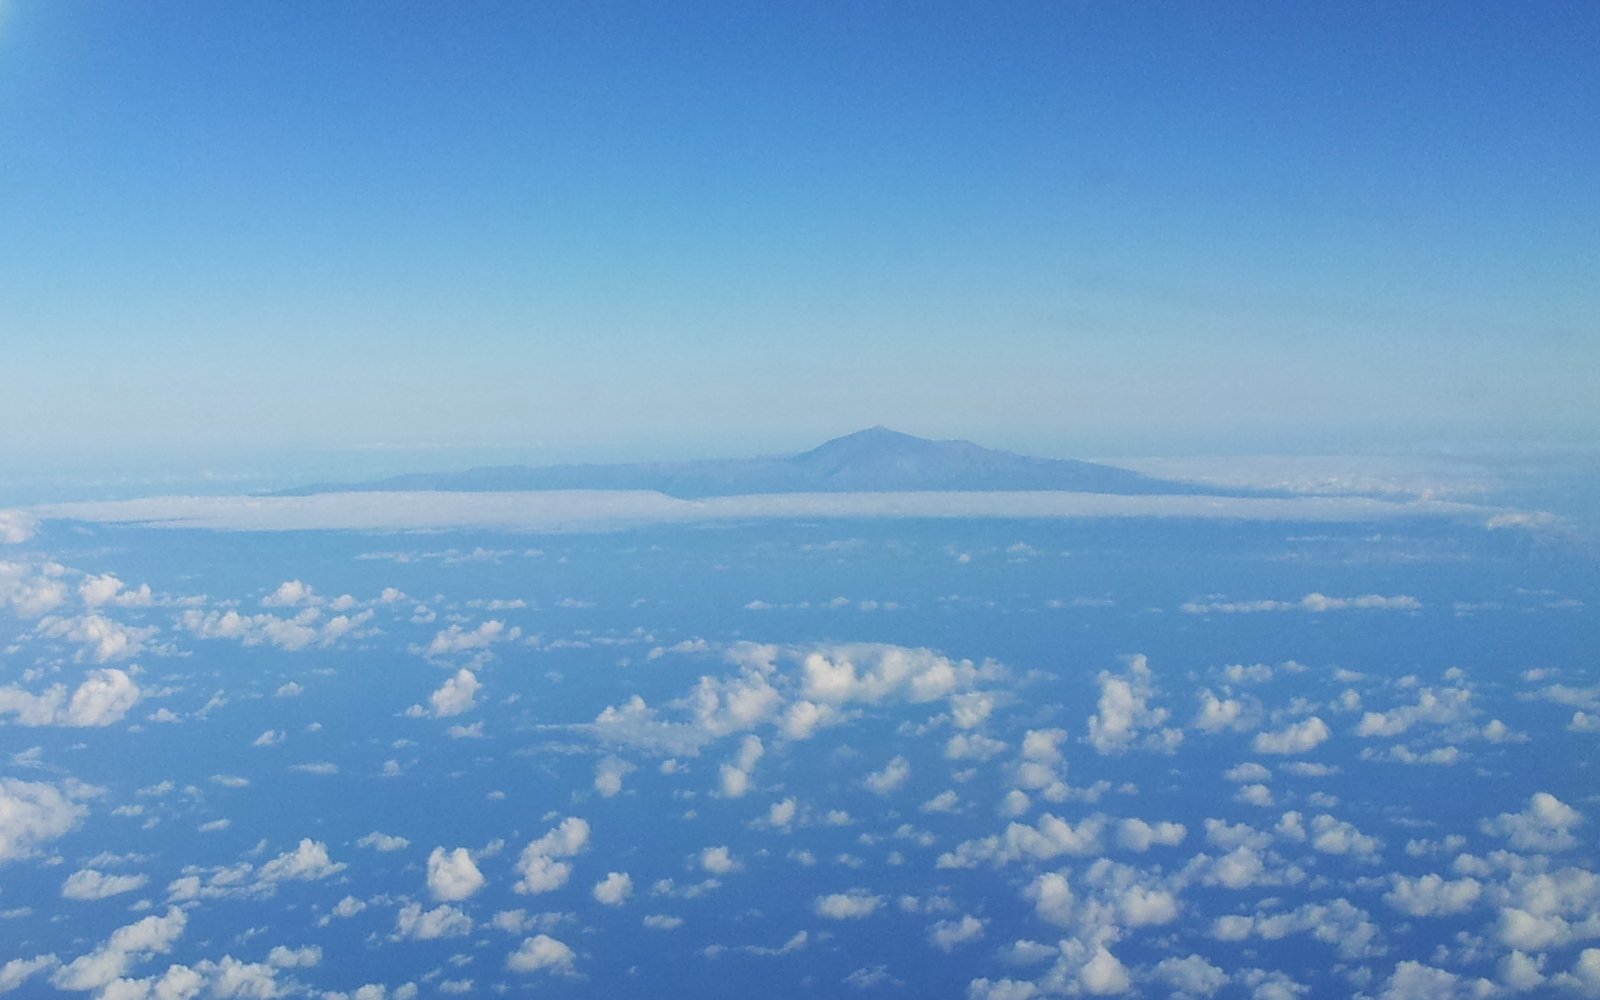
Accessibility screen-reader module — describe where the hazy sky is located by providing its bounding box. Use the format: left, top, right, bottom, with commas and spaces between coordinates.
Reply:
2, 2, 1595, 464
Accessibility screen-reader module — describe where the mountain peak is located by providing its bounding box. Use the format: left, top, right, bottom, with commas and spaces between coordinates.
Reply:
278, 428, 1255, 499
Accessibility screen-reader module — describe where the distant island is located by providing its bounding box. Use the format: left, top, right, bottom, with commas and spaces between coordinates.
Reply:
277, 427, 1277, 500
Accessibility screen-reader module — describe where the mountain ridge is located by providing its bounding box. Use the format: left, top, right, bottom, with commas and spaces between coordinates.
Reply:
274, 427, 1277, 500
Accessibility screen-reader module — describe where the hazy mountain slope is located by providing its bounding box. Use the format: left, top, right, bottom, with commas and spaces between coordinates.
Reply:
277, 427, 1268, 499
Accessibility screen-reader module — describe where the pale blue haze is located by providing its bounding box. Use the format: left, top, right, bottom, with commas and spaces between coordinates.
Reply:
1, 1, 1596, 466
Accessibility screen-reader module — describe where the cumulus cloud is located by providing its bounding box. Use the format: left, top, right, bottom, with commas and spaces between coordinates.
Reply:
1192, 689, 1253, 734
514, 818, 589, 895
51, 908, 187, 992
718, 735, 764, 798
426, 669, 481, 718
592, 871, 633, 906
180, 606, 371, 652
424, 620, 521, 658
587, 641, 1004, 758
357, 831, 410, 852
427, 847, 485, 901
1384, 874, 1481, 917
938, 813, 1106, 869
1480, 792, 1583, 852
36, 613, 158, 662
699, 846, 741, 874
1307, 814, 1382, 857
0, 668, 141, 728
261, 579, 316, 607
396, 902, 472, 940
594, 756, 634, 798
77, 574, 140, 610
1152, 955, 1227, 997
0, 510, 38, 544
1181, 592, 1421, 614
799, 643, 996, 707
928, 915, 985, 951
766, 797, 798, 829
0, 778, 90, 863
1209, 897, 1381, 960
1252, 716, 1331, 755
865, 755, 911, 795
1356, 686, 1474, 737
1087, 655, 1182, 754
0, 561, 68, 617
815, 890, 883, 919
61, 868, 149, 901
507, 934, 576, 975
0, 955, 58, 993
257, 839, 345, 883
1115, 818, 1186, 852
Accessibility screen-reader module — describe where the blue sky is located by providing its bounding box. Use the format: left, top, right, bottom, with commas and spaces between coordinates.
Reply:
1, 2, 1595, 466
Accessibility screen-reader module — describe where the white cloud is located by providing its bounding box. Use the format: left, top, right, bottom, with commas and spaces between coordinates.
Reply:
0, 561, 68, 617
427, 847, 485, 902
1252, 716, 1330, 755
1307, 814, 1381, 857
1115, 818, 1186, 852
815, 890, 883, 919
938, 813, 1106, 869
947, 732, 1007, 761
61, 868, 149, 901
425, 620, 520, 658
0, 778, 90, 863
922, 790, 961, 814
865, 755, 911, 795
587, 641, 1003, 758
718, 735, 764, 798
65, 668, 142, 726
1209, 898, 1381, 961
37, 613, 158, 663
426, 668, 481, 718
395, 902, 472, 940
767, 798, 797, 829
1356, 687, 1474, 737
1182, 592, 1421, 614
1076, 946, 1131, 995
179, 606, 369, 652
32, 489, 1494, 535
0, 954, 58, 994
929, 915, 985, 951
265, 945, 321, 969
1480, 792, 1583, 851
699, 846, 740, 874
514, 817, 590, 895
1377, 960, 1484, 999
357, 831, 410, 852
0, 510, 38, 544
257, 839, 344, 883
799, 644, 992, 707
261, 580, 316, 607
0, 668, 141, 728
1385, 874, 1481, 917
594, 756, 634, 798
592, 871, 633, 906
51, 908, 186, 993
1555, 948, 1600, 996
1087, 655, 1182, 754
966, 977, 1039, 1000
1152, 955, 1227, 997
507, 934, 576, 975
1193, 689, 1251, 734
